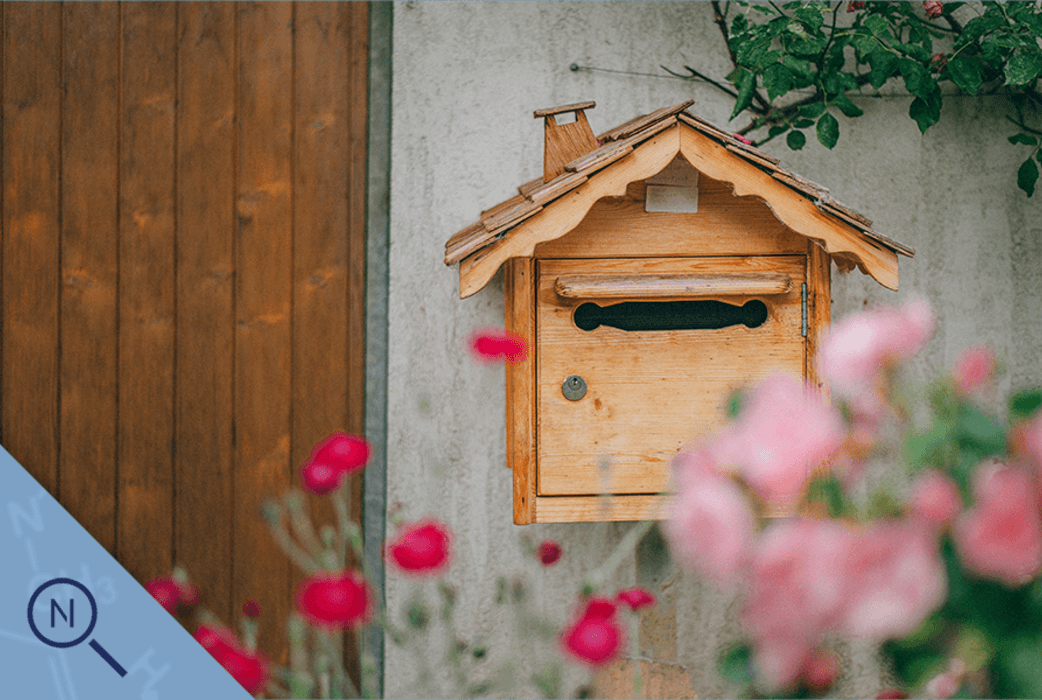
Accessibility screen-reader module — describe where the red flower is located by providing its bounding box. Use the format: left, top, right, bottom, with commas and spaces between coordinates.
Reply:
561, 597, 625, 667
386, 520, 452, 575
802, 649, 840, 692
194, 624, 270, 695
876, 690, 909, 699
733, 133, 753, 146
616, 587, 656, 612
295, 570, 372, 630
310, 432, 371, 474
538, 540, 563, 566
923, 0, 943, 18
147, 576, 200, 613
242, 599, 261, 618
846, 0, 865, 10
469, 328, 528, 364
300, 460, 346, 495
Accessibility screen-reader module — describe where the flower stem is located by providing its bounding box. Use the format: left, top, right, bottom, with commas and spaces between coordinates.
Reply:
585, 520, 656, 591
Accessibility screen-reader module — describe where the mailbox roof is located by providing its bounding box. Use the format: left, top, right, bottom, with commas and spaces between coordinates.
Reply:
445, 101, 914, 297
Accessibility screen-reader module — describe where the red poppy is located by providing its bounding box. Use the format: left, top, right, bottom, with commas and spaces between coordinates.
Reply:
295, 570, 372, 630
386, 520, 452, 575
310, 432, 371, 474
300, 460, 346, 495
561, 596, 624, 667
538, 540, 563, 566
616, 587, 656, 612
470, 329, 529, 364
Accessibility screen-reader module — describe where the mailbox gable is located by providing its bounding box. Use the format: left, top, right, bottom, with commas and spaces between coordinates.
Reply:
445, 101, 914, 524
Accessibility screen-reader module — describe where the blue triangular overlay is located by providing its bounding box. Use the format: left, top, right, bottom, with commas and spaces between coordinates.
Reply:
0, 444, 252, 700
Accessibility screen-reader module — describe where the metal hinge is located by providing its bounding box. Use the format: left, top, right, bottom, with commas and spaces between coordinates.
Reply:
801, 283, 808, 337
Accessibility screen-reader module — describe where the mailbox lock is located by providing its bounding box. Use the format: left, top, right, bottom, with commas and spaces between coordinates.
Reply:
562, 375, 587, 401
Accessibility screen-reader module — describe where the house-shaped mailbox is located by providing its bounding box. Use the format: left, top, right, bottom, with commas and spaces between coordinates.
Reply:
444, 100, 915, 524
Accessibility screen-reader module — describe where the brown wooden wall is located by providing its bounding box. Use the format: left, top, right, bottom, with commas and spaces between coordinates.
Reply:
1, 1, 369, 666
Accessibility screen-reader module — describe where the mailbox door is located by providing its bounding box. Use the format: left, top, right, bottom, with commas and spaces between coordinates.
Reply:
536, 255, 807, 496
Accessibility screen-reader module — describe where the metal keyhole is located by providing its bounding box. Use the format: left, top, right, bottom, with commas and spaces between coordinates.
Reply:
562, 375, 587, 401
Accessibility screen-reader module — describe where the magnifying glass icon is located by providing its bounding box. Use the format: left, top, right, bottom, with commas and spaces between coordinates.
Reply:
27, 577, 127, 677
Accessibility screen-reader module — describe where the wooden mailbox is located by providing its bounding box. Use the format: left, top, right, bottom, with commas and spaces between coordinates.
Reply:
444, 100, 915, 524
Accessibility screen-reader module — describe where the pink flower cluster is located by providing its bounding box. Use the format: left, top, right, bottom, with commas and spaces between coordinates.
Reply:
743, 518, 946, 689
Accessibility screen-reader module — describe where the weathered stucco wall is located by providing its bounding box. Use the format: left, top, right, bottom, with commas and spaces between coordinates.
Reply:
386, 2, 1042, 697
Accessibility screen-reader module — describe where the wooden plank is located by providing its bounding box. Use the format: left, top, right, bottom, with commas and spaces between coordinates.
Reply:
533, 100, 596, 118
554, 272, 793, 299
678, 126, 900, 290
816, 201, 915, 257
176, 0, 236, 623
566, 142, 633, 175
459, 126, 683, 298
60, 2, 120, 554
119, 1, 177, 586
597, 100, 693, 143
806, 240, 831, 399
543, 110, 598, 181
2, 2, 62, 497
771, 169, 830, 200
505, 258, 537, 524
445, 221, 492, 266
533, 177, 807, 259
295, 2, 367, 680
236, 1, 294, 664
725, 142, 781, 170
482, 198, 542, 236
527, 171, 587, 206
518, 177, 544, 199
537, 256, 806, 496
534, 495, 673, 523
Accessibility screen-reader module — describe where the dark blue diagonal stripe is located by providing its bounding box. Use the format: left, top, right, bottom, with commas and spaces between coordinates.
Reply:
89, 638, 127, 677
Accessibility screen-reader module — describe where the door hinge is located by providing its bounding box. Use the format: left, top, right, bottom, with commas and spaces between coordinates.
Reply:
801, 283, 808, 337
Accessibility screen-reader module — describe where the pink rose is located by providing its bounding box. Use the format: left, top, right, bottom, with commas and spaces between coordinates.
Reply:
665, 451, 754, 587
743, 519, 855, 689
817, 299, 935, 399
847, 0, 865, 11
1017, 412, 1042, 471
923, 0, 944, 19
730, 373, 845, 507
910, 470, 962, 530
954, 462, 1042, 586
952, 345, 996, 396
840, 520, 947, 639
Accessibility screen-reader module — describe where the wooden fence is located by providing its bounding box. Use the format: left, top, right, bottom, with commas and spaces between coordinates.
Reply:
1, 1, 369, 668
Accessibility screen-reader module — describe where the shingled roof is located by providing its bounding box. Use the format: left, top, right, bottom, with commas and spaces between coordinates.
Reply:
445, 100, 914, 297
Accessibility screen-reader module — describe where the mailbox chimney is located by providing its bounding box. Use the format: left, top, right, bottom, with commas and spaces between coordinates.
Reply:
533, 101, 597, 183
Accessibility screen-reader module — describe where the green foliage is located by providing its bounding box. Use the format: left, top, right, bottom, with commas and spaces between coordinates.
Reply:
719, 643, 754, 687
1010, 388, 1042, 421
805, 472, 850, 517
713, 1, 1042, 196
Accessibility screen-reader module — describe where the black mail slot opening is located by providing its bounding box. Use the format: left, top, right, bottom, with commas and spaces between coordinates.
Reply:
573, 299, 768, 332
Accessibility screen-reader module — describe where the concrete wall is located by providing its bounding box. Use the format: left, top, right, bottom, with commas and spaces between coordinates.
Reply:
385, 2, 1042, 697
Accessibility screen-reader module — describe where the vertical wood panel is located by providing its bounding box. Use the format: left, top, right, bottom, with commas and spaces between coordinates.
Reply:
2, 2, 62, 495
806, 240, 831, 397
175, 0, 236, 625
60, 2, 120, 554
236, 0, 294, 663
118, 1, 177, 584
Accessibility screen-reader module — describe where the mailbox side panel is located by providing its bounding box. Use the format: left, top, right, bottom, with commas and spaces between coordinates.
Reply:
505, 258, 538, 524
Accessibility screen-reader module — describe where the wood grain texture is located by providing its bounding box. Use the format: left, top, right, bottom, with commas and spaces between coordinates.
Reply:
543, 110, 597, 182
460, 125, 683, 298
533, 176, 807, 259
534, 495, 673, 523
677, 127, 900, 290
505, 258, 538, 524
537, 256, 806, 496
236, 1, 294, 663
60, 2, 120, 554
806, 239, 831, 398
119, 1, 177, 585
2, 2, 62, 496
554, 272, 793, 299
176, 0, 236, 622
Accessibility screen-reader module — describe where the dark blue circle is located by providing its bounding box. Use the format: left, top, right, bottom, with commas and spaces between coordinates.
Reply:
27, 577, 98, 649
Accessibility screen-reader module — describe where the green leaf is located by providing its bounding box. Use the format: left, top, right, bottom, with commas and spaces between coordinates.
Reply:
946, 55, 983, 95
1009, 133, 1039, 146
956, 402, 1007, 457
767, 124, 790, 138
787, 129, 807, 150
909, 85, 942, 134
792, 117, 814, 129
816, 112, 839, 149
781, 55, 813, 79
1005, 49, 1042, 86
807, 473, 851, 518
894, 42, 932, 63
903, 419, 953, 470
1019, 156, 1039, 197
955, 13, 1004, 51
731, 13, 749, 35
899, 58, 935, 100
832, 94, 865, 118
1010, 388, 1042, 421
730, 69, 757, 120
737, 39, 771, 68
863, 14, 888, 36
726, 389, 745, 418
794, 6, 824, 32
799, 101, 827, 119
852, 32, 878, 60
718, 644, 754, 686
992, 638, 1042, 699
763, 63, 795, 101
867, 49, 899, 89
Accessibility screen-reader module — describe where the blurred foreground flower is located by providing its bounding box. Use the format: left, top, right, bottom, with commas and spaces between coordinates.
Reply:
386, 519, 452, 575
146, 574, 200, 613
616, 587, 656, 611
561, 597, 625, 667
538, 539, 562, 566
295, 570, 372, 630
469, 328, 528, 363
195, 623, 271, 695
